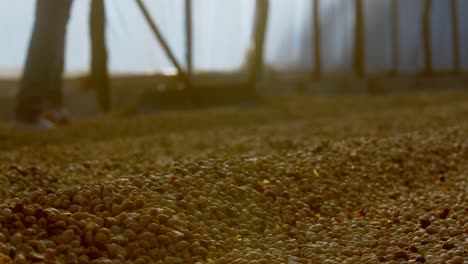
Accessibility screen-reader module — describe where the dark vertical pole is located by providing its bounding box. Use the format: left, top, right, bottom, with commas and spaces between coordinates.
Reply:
451, 0, 460, 74
90, 0, 110, 112
354, 0, 365, 77
313, 0, 322, 79
392, 0, 399, 77
423, 0, 433, 76
185, 0, 193, 75
248, 0, 269, 87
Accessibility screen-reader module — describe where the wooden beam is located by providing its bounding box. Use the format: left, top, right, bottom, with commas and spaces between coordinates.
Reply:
423, 0, 433, 76
451, 0, 460, 74
247, 0, 269, 86
185, 0, 193, 75
313, 0, 322, 79
135, 0, 192, 88
354, 0, 365, 77
391, 0, 399, 77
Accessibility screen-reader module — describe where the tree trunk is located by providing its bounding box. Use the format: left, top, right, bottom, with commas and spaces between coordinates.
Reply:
313, 0, 322, 79
451, 0, 460, 74
89, 0, 110, 112
354, 0, 365, 77
247, 0, 269, 86
423, 0, 432, 76
392, 0, 399, 77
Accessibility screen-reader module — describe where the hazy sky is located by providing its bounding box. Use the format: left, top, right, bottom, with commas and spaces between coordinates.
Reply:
0, 0, 467, 76
0, 0, 254, 75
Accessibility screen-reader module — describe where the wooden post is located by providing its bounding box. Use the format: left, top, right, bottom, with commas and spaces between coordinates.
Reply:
313, 0, 322, 79
185, 0, 193, 75
89, 0, 110, 112
392, 0, 399, 77
354, 0, 365, 77
451, 0, 460, 74
247, 0, 269, 87
423, 0, 433, 76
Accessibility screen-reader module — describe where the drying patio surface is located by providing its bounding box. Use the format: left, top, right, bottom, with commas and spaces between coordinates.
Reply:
0, 90, 466, 263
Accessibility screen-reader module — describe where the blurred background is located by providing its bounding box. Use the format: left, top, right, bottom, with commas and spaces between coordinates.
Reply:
0, 0, 467, 119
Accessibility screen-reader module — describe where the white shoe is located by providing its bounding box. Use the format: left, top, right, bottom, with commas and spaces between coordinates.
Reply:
42, 108, 70, 125
13, 117, 55, 130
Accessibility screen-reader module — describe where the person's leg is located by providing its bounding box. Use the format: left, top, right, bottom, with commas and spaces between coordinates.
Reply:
45, 13, 68, 111
89, 0, 110, 112
15, 0, 73, 123
42, 3, 72, 126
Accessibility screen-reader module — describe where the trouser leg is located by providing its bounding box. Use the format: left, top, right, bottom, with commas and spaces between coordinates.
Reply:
90, 0, 110, 112
15, 0, 73, 122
